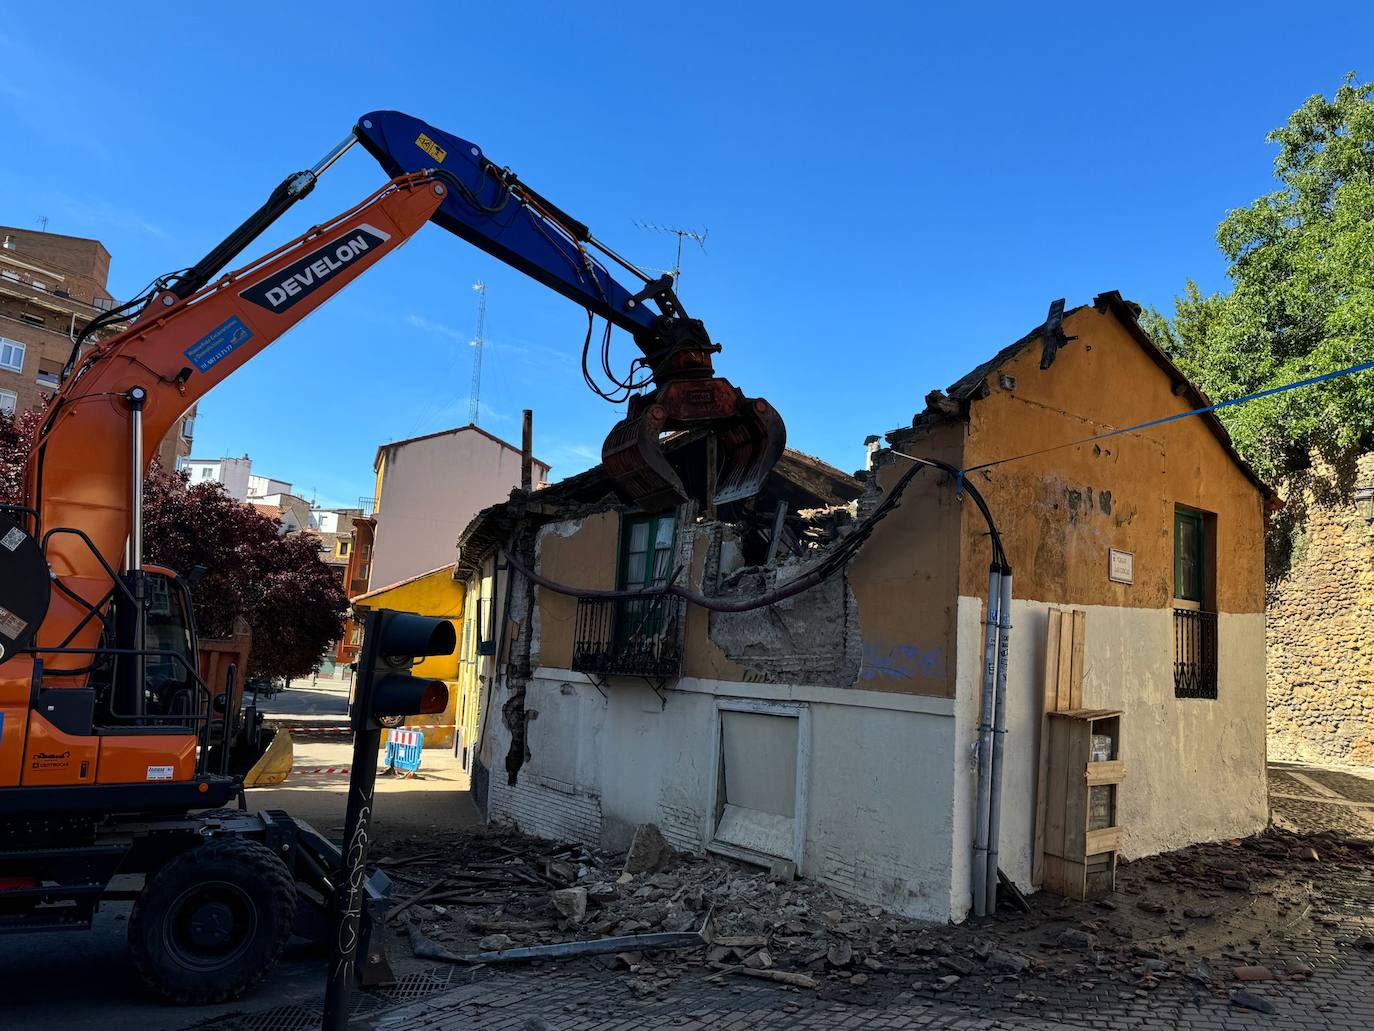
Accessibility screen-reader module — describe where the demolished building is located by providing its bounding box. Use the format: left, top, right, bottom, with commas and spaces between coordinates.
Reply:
454, 292, 1271, 922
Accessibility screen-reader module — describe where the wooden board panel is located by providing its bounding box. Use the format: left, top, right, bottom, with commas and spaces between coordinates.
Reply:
1085, 760, 1126, 785
1069, 610, 1086, 709
1063, 721, 1088, 857
1086, 826, 1122, 855
1045, 856, 1085, 898
1055, 612, 1075, 710
1031, 609, 1064, 886
1043, 718, 1069, 859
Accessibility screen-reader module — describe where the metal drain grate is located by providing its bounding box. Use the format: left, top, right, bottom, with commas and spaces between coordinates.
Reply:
224, 1004, 321, 1031
367, 969, 456, 1003
193, 969, 459, 1029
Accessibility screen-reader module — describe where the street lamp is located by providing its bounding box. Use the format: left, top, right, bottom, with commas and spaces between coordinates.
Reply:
1355, 486, 1374, 524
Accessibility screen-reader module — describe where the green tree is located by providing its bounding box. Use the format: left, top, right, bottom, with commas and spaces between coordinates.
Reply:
1144, 74, 1374, 484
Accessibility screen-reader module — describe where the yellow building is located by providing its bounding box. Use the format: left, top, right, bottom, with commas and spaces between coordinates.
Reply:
351, 565, 466, 751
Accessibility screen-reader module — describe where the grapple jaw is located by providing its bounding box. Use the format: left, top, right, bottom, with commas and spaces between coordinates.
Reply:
601, 376, 786, 512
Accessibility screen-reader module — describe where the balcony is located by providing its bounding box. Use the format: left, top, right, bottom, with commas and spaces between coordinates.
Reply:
572, 595, 683, 688
1173, 608, 1218, 699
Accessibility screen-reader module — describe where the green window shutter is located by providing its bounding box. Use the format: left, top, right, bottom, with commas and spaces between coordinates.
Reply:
1173, 508, 1204, 602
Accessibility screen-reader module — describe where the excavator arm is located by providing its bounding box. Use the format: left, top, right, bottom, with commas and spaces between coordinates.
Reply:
24, 174, 452, 676
353, 111, 785, 511
10, 112, 786, 682
0, 116, 787, 1000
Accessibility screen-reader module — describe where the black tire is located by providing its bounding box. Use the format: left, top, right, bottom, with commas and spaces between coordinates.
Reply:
128, 836, 297, 1005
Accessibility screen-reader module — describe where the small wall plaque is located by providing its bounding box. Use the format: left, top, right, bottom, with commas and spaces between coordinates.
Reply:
1108, 548, 1134, 585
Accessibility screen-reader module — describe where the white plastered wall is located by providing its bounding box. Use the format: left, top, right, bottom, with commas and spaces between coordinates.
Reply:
953, 596, 1269, 894
486, 671, 966, 922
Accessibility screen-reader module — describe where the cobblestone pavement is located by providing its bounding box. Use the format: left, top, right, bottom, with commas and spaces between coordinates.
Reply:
194, 763, 1374, 1031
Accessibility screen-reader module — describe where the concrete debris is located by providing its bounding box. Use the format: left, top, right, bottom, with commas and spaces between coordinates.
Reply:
826, 941, 853, 968
551, 887, 588, 924
623, 823, 673, 875
742, 949, 773, 969
382, 823, 1371, 1017
987, 949, 1029, 973
767, 859, 797, 883
1230, 989, 1279, 1014
1056, 928, 1097, 951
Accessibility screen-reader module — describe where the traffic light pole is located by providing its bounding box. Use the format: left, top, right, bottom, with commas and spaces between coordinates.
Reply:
322, 609, 384, 1031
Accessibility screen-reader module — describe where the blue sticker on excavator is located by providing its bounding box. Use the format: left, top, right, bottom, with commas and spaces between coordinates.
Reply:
354, 110, 657, 336
185, 315, 254, 373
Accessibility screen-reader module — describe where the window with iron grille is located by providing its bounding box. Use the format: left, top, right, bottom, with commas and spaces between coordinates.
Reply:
1173, 506, 1217, 698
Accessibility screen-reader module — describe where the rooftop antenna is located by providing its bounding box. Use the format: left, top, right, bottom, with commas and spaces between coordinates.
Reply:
469, 281, 486, 425
36, 216, 48, 233
633, 222, 708, 286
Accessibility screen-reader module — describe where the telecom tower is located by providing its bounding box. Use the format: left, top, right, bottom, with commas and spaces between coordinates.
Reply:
469, 281, 486, 425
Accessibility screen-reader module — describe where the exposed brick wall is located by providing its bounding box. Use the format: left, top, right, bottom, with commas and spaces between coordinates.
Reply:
487, 769, 603, 845
1267, 452, 1374, 765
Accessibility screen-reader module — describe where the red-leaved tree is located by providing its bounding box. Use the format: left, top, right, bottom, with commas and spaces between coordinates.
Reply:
0, 407, 42, 505
0, 408, 347, 680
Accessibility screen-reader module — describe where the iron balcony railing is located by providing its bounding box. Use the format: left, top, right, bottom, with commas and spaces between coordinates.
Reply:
1173, 608, 1218, 699
572, 595, 683, 680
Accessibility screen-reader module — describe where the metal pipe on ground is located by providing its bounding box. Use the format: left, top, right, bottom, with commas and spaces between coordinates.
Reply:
971, 564, 1001, 918
408, 920, 708, 965
984, 568, 1014, 911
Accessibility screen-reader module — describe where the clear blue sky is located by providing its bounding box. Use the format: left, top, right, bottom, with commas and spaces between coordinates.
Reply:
2, 5, 1369, 507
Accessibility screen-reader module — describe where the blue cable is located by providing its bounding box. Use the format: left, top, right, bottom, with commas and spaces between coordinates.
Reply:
962, 358, 1374, 474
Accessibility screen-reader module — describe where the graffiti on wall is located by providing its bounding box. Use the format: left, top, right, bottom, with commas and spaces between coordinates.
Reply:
859, 642, 944, 683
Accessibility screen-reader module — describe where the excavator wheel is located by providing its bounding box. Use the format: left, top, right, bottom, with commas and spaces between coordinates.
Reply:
128, 836, 297, 1005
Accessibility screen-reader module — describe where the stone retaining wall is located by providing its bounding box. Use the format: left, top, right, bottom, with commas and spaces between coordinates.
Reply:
1267, 453, 1374, 765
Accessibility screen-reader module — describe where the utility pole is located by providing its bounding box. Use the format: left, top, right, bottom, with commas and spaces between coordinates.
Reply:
469, 282, 486, 425
633, 222, 708, 286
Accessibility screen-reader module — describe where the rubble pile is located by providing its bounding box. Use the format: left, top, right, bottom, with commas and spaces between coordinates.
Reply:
378, 822, 1374, 1016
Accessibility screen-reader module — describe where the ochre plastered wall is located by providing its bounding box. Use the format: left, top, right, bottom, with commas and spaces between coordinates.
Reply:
683, 527, 751, 682
845, 420, 966, 698
534, 512, 620, 669
959, 307, 1266, 615
352, 566, 464, 747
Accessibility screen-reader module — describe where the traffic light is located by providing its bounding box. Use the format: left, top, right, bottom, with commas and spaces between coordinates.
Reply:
354, 609, 456, 730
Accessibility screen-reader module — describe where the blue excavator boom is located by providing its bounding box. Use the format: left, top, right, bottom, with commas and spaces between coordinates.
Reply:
354, 111, 659, 338
355, 110, 785, 511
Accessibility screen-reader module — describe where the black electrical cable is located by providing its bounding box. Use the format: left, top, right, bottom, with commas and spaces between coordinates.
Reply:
499, 453, 1007, 613
58, 265, 193, 382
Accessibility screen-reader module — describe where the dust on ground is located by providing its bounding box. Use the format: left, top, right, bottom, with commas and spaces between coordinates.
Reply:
375, 818, 1374, 1021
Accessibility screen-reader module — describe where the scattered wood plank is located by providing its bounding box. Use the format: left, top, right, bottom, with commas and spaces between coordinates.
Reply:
387, 879, 454, 921
709, 962, 819, 990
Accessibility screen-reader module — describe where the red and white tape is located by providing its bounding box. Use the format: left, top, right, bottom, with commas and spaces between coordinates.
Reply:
294, 766, 352, 775
277, 724, 451, 734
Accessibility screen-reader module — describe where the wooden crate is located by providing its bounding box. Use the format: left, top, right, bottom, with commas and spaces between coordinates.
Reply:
1041, 709, 1124, 899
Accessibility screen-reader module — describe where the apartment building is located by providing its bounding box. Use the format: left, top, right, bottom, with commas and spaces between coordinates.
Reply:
0, 225, 193, 466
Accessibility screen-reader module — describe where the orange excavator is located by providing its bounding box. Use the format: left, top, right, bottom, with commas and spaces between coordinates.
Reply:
0, 112, 784, 1003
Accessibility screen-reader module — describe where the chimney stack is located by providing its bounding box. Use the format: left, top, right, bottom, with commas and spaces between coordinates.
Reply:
521, 409, 533, 492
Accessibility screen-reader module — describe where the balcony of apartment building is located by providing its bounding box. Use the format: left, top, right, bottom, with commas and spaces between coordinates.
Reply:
0, 262, 118, 324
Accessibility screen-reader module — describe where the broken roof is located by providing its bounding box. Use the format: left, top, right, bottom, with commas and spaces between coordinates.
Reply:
894, 291, 1271, 498
453, 436, 863, 577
